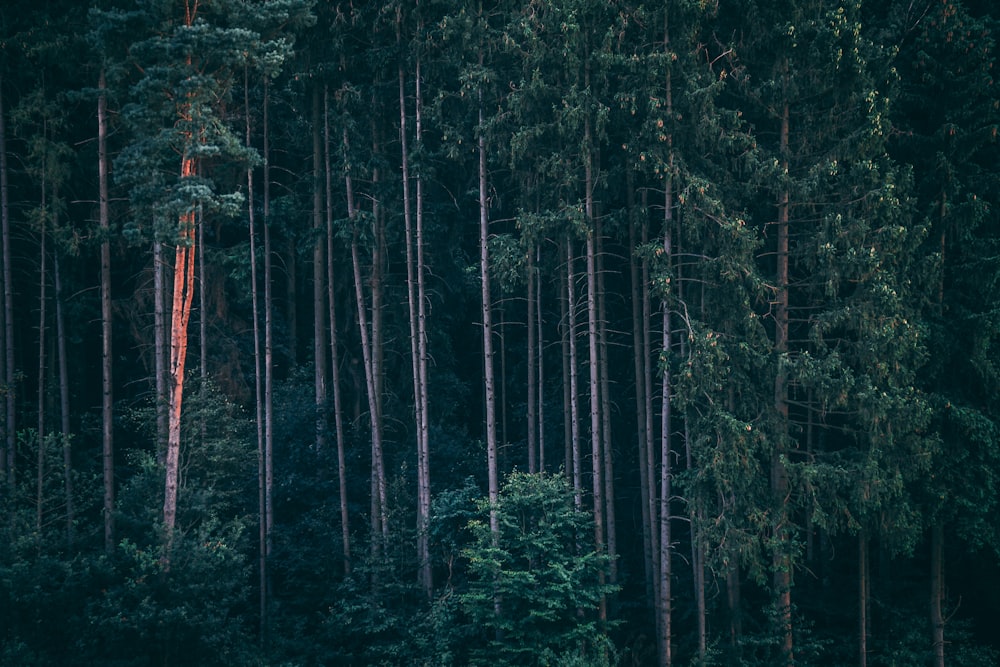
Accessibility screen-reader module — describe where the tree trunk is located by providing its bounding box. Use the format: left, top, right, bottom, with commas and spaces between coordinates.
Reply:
930, 523, 945, 667
658, 189, 674, 667
692, 479, 707, 664
727, 553, 743, 655
399, 38, 432, 595
479, 90, 499, 539
658, 13, 675, 664
773, 86, 794, 667
36, 178, 49, 537
629, 185, 655, 605
527, 246, 537, 474
263, 78, 276, 605
859, 529, 869, 667
584, 111, 607, 624
162, 158, 197, 550
0, 75, 13, 484
153, 239, 167, 463
312, 86, 327, 454
285, 236, 297, 368
99, 70, 114, 552
246, 65, 268, 644
54, 246, 73, 547
414, 50, 432, 597
597, 218, 617, 588
197, 200, 206, 449
560, 245, 572, 476
536, 246, 546, 473
371, 124, 388, 550
347, 119, 387, 554
324, 85, 350, 575
566, 239, 582, 510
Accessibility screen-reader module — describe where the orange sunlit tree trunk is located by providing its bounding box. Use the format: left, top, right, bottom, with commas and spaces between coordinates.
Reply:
111, 0, 304, 559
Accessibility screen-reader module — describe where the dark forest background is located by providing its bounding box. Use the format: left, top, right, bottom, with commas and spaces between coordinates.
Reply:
1, 1, 999, 665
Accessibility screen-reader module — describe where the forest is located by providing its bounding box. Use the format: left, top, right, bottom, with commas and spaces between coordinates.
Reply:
1, 0, 999, 665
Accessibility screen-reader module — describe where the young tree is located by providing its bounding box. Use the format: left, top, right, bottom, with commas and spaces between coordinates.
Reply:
112, 0, 292, 555
461, 472, 617, 666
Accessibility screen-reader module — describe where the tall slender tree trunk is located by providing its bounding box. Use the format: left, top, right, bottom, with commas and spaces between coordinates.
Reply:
312, 86, 327, 454
0, 75, 13, 484
584, 119, 607, 625
347, 119, 387, 555
285, 237, 297, 368
161, 5, 202, 559
153, 239, 167, 463
566, 240, 582, 509
658, 191, 674, 667
773, 84, 794, 667
263, 78, 276, 605
596, 219, 617, 588
162, 157, 197, 550
691, 465, 707, 664
414, 52, 432, 599
54, 245, 73, 546
479, 89, 499, 539
36, 176, 49, 537
246, 66, 268, 645
728, 549, 743, 654
930, 523, 945, 667
629, 186, 655, 604
527, 247, 537, 474
859, 529, 869, 667
535, 246, 546, 473
658, 14, 675, 664
371, 127, 388, 550
642, 191, 659, 601
560, 245, 572, 476
398, 31, 432, 595
324, 85, 350, 575
99, 70, 114, 552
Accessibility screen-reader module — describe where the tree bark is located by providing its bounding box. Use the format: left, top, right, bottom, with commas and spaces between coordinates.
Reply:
773, 82, 794, 667
584, 110, 607, 624
527, 247, 537, 474
263, 78, 276, 604
99, 70, 114, 552
54, 244, 73, 547
479, 89, 499, 539
535, 246, 546, 473
566, 239, 582, 510
312, 86, 327, 454
859, 529, 869, 667
399, 33, 432, 595
414, 51, 432, 599
658, 188, 674, 667
930, 523, 945, 667
597, 218, 617, 588
162, 159, 197, 550
246, 65, 268, 644
560, 244, 572, 477
347, 119, 387, 554
324, 85, 350, 575
36, 175, 49, 538
0, 75, 13, 484
658, 13, 675, 664
629, 184, 655, 605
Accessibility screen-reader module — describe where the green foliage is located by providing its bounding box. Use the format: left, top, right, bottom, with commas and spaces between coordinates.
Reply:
82, 527, 257, 667
460, 471, 618, 667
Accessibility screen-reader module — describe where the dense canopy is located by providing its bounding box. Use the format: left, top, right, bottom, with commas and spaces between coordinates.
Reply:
1, 1, 999, 665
